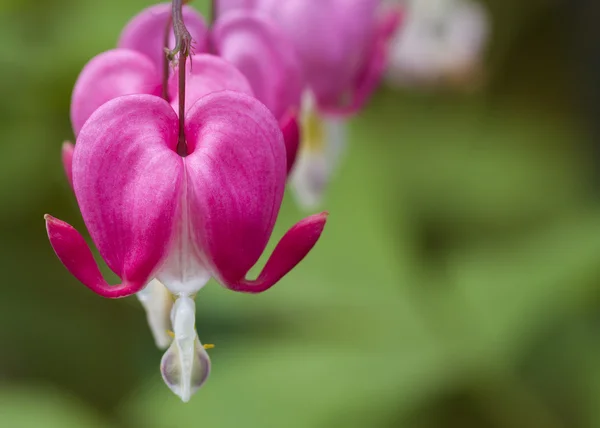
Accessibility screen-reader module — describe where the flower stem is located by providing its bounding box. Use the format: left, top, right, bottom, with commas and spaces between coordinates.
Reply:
210, 0, 216, 25
166, 0, 192, 157
162, 16, 173, 101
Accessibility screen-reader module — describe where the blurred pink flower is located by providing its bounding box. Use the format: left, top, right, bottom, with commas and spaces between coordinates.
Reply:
217, 0, 401, 209
219, 0, 401, 113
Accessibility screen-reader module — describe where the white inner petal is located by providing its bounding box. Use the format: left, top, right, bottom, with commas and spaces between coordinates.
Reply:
160, 296, 210, 403
291, 94, 347, 209
156, 165, 211, 295
136, 279, 173, 350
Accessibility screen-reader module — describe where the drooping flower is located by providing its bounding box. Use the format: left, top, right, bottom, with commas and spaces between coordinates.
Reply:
62, 2, 302, 350
385, 0, 490, 89
217, 0, 402, 208
65, 49, 257, 350
47, 90, 327, 401
52, 2, 325, 401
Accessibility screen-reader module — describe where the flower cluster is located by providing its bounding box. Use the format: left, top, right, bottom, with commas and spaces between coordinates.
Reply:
46, 0, 401, 402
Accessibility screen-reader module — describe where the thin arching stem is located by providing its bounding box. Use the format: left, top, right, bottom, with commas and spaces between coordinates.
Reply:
210, 0, 216, 25
166, 0, 193, 156
162, 15, 173, 101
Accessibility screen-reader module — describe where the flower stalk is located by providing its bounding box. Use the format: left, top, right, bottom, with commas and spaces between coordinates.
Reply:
167, 0, 193, 156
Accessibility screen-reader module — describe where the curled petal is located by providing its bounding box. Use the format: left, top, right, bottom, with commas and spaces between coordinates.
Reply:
318, 7, 403, 114
61, 141, 74, 189
74, 95, 183, 287
184, 91, 286, 286
212, 11, 304, 120
118, 3, 209, 69
279, 110, 300, 175
226, 212, 328, 293
169, 54, 254, 113
45, 215, 146, 298
70, 49, 162, 135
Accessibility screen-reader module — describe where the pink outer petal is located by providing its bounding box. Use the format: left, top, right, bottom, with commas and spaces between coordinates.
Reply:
118, 3, 209, 70
45, 215, 146, 298
183, 91, 287, 286
226, 212, 328, 293
61, 141, 74, 189
168, 54, 254, 113
217, 0, 260, 15
73, 95, 183, 289
70, 49, 162, 135
258, 0, 379, 104
318, 7, 404, 115
279, 109, 300, 175
212, 11, 304, 120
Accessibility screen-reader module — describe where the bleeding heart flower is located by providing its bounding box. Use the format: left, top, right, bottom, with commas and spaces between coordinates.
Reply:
47, 91, 327, 402
66, 49, 257, 350
65, 3, 302, 352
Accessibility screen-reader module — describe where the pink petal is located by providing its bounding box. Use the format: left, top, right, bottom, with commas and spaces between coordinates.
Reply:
168, 54, 254, 113
61, 141, 74, 189
318, 7, 403, 114
279, 109, 300, 174
226, 212, 328, 293
258, 0, 379, 104
70, 49, 162, 135
73, 95, 183, 291
183, 91, 287, 286
118, 3, 209, 70
45, 215, 147, 298
212, 11, 304, 120
217, 0, 260, 15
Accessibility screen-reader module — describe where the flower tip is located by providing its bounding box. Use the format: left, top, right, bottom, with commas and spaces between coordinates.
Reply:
61, 141, 75, 189
280, 110, 300, 174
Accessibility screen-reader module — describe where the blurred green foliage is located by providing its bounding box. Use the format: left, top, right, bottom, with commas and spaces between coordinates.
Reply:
0, 0, 599, 427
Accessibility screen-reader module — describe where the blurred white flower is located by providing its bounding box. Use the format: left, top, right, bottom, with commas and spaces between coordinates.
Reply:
386, 0, 490, 89
290, 93, 347, 209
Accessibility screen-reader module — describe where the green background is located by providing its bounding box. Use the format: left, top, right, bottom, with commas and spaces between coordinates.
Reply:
1, 0, 599, 427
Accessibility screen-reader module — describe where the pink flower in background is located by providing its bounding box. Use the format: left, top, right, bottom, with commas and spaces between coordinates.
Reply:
47, 91, 327, 401
217, 0, 401, 208
211, 10, 304, 121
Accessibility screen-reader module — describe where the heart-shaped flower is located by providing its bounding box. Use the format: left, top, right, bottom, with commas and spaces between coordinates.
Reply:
47, 91, 327, 401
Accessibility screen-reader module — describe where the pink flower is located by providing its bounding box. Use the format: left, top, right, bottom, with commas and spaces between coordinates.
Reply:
47, 91, 327, 400
217, 0, 401, 209
52, 2, 324, 401
219, 0, 401, 113
51, 91, 326, 298
211, 10, 304, 121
